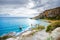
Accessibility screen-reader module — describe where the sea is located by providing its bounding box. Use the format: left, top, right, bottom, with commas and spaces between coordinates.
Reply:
0, 17, 49, 36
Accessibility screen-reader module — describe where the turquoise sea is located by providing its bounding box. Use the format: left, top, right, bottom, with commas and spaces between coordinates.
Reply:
0, 17, 49, 36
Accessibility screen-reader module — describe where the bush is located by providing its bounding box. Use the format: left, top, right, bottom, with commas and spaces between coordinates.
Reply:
32, 24, 45, 31
46, 21, 60, 32
0, 35, 12, 40
46, 36, 54, 40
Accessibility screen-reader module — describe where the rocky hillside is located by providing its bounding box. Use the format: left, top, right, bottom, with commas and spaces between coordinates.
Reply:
34, 7, 60, 20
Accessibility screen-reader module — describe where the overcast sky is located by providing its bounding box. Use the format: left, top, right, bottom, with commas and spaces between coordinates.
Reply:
0, 0, 60, 17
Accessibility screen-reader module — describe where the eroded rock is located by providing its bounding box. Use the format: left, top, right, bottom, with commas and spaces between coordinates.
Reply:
51, 27, 60, 40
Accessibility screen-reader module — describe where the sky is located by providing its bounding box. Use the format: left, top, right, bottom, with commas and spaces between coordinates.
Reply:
0, 0, 60, 17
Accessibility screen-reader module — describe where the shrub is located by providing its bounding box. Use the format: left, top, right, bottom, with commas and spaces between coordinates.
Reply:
46, 36, 54, 40
32, 24, 45, 31
46, 21, 60, 32
0, 35, 12, 40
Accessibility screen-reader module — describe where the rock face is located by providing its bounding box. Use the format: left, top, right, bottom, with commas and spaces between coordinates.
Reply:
6, 30, 49, 40
34, 7, 60, 20
0, 32, 16, 40
51, 27, 60, 40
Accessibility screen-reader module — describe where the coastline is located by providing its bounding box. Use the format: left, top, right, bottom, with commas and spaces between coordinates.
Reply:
1, 19, 60, 40
0, 19, 49, 40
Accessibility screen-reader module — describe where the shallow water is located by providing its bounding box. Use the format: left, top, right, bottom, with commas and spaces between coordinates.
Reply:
0, 17, 49, 36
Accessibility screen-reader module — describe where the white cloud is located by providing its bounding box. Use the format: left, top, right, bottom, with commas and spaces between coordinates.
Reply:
0, 0, 60, 17
34, 0, 60, 9
10, 7, 38, 17
26, 0, 35, 8
0, 7, 38, 17
0, 0, 39, 17
0, 0, 29, 5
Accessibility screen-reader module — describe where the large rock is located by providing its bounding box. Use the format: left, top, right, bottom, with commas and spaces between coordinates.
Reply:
0, 32, 16, 40
51, 27, 60, 40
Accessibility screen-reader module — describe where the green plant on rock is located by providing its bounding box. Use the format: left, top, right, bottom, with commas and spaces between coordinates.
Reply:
46, 36, 54, 40
0, 35, 13, 40
46, 21, 60, 32
32, 24, 45, 31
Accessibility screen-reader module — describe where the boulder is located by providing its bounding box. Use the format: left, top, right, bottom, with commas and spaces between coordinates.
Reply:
51, 27, 60, 40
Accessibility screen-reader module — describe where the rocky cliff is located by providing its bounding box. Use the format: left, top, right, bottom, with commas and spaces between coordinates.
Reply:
34, 7, 60, 20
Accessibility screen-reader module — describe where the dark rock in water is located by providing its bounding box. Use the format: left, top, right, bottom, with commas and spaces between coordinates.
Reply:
19, 26, 22, 30
19, 28, 22, 30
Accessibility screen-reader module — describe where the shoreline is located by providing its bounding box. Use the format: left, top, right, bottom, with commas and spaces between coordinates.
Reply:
0, 19, 50, 37
0, 19, 50, 40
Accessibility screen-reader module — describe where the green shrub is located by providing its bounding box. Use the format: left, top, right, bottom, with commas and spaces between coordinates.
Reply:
32, 24, 45, 31
46, 36, 54, 40
46, 21, 60, 32
0, 35, 12, 40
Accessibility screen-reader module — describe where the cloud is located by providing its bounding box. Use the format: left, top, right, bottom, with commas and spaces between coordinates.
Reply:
0, 0, 38, 17
42, 0, 60, 10
26, 0, 35, 8
0, 0, 60, 17
31, 0, 60, 13
0, 7, 38, 17
33, 0, 60, 9
0, 0, 29, 5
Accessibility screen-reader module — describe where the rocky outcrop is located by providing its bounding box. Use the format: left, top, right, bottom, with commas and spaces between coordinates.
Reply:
34, 7, 60, 20
51, 27, 60, 40
0, 32, 16, 40
46, 27, 60, 40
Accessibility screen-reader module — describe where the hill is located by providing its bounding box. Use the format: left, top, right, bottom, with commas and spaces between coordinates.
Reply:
34, 7, 60, 20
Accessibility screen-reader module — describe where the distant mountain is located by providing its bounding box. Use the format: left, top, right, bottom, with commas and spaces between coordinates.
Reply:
33, 7, 60, 20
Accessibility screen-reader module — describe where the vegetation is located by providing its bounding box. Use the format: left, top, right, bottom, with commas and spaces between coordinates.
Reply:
33, 7, 60, 20
0, 36, 12, 40
46, 21, 60, 32
46, 36, 54, 40
45, 15, 60, 20
32, 24, 45, 31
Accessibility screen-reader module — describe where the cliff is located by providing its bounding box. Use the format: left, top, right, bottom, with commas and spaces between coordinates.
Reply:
34, 7, 60, 20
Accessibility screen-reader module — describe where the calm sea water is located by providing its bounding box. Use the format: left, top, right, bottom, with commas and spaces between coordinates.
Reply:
0, 17, 49, 36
